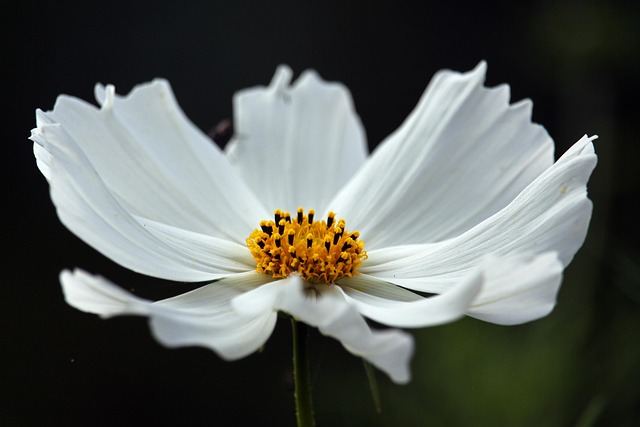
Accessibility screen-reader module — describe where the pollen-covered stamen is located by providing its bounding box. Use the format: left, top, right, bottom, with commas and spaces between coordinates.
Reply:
327, 211, 336, 228
247, 208, 367, 284
260, 221, 272, 235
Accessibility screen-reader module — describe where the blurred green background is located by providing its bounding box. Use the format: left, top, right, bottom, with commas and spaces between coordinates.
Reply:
3, 0, 639, 425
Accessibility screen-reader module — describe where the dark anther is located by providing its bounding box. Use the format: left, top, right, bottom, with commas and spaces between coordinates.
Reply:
350, 232, 358, 240
341, 241, 351, 251
327, 215, 334, 228
275, 237, 281, 248
325, 241, 331, 252
288, 233, 294, 246
333, 232, 341, 246
307, 237, 313, 248
258, 241, 265, 249
261, 225, 273, 235
278, 221, 285, 235
284, 213, 291, 223
275, 211, 281, 224
308, 212, 314, 224
297, 210, 303, 224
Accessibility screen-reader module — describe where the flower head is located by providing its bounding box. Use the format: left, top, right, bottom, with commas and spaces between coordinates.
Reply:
31, 62, 596, 384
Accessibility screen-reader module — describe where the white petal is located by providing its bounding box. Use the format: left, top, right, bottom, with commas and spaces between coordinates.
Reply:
34, 79, 268, 242
232, 276, 414, 384
330, 62, 555, 249
60, 268, 149, 317
226, 65, 368, 214
338, 270, 481, 327
33, 137, 52, 181
31, 123, 252, 281
466, 252, 564, 325
136, 218, 256, 274
60, 269, 276, 360
361, 135, 596, 293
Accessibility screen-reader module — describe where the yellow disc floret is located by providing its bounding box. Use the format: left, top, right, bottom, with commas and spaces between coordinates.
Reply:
247, 208, 367, 284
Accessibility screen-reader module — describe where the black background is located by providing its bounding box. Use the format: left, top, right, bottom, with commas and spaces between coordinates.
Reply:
4, 1, 640, 426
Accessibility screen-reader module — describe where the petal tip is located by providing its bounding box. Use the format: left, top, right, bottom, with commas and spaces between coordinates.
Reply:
474, 59, 488, 73
100, 85, 116, 110
270, 65, 293, 92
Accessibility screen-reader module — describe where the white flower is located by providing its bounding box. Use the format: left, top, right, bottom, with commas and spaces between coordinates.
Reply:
31, 62, 596, 384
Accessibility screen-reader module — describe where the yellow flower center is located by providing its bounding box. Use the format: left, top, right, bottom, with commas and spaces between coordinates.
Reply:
247, 208, 367, 284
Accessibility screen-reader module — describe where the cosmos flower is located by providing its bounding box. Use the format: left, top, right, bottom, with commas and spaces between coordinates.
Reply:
31, 62, 596, 384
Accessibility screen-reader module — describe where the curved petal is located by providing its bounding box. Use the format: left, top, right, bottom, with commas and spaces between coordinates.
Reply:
330, 61, 555, 249
31, 123, 253, 281
338, 269, 482, 328
348, 253, 563, 326
34, 79, 267, 242
466, 252, 564, 325
362, 135, 597, 293
232, 276, 414, 384
226, 65, 368, 214
60, 269, 276, 360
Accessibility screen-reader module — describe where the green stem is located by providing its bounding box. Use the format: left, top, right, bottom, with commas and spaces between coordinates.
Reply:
292, 319, 315, 427
363, 359, 382, 414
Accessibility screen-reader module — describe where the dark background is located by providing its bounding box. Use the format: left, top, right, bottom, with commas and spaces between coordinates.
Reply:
3, 0, 640, 425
